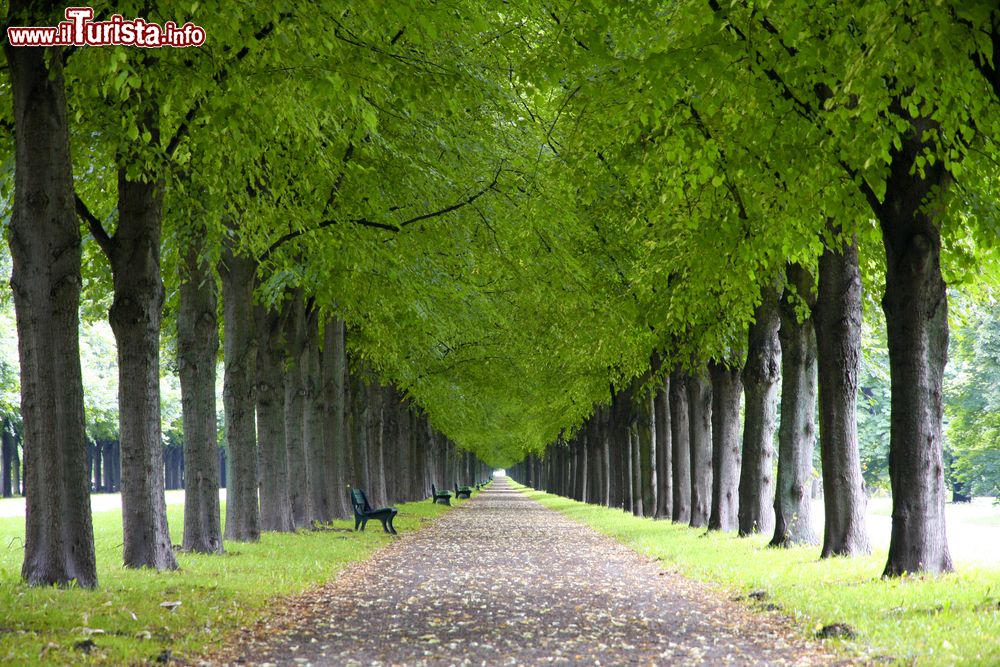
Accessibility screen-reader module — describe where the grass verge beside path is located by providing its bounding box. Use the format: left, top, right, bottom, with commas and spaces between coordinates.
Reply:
0, 493, 468, 665
515, 484, 1000, 667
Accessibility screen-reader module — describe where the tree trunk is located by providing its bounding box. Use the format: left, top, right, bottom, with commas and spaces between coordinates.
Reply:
629, 427, 641, 515
255, 304, 293, 532
107, 163, 177, 571
815, 230, 871, 557
708, 362, 742, 532
637, 393, 655, 517
654, 379, 672, 518
302, 311, 329, 522
878, 126, 953, 576
283, 293, 311, 527
1, 420, 13, 498
739, 281, 781, 536
670, 371, 691, 524
771, 264, 819, 548
687, 366, 712, 528
349, 370, 371, 492
178, 245, 223, 552
90, 439, 101, 495
322, 319, 350, 518
219, 242, 260, 542
5, 9, 96, 587
380, 385, 400, 502
367, 381, 388, 507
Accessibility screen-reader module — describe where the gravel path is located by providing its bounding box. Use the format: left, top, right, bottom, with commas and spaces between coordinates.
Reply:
205, 477, 855, 666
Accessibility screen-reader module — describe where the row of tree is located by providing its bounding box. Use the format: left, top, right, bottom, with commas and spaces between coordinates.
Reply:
2, 1, 998, 589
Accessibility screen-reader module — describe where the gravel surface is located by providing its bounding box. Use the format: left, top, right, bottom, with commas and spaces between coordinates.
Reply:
201, 478, 858, 666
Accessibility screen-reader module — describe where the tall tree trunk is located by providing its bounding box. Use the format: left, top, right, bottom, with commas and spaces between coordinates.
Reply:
349, 370, 370, 492
670, 371, 691, 524
107, 163, 176, 570
219, 242, 260, 542
771, 264, 819, 548
322, 319, 349, 518
6, 9, 96, 586
1, 420, 13, 498
708, 362, 742, 532
654, 379, 672, 518
878, 126, 953, 576
284, 293, 311, 527
178, 245, 223, 552
599, 409, 611, 505
302, 311, 329, 522
739, 281, 781, 537
637, 393, 655, 517
90, 439, 101, 495
255, 304, 293, 532
687, 367, 712, 528
380, 386, 400, 502
629, 427, 641, 515
367, 382, 388, 507
815, 230, 871, 557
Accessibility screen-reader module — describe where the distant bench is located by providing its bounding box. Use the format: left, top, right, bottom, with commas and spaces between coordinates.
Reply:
350, 488, 398, 534
431, 483, 452, 505
455, 483, 473, 499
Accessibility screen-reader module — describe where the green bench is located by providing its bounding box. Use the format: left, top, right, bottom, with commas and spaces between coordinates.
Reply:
350, 488, 398, 534
431, 483, 452, 505
455, 482, 473, 499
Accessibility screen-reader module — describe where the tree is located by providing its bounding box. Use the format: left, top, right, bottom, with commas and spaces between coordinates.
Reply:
4, 0, 96, 587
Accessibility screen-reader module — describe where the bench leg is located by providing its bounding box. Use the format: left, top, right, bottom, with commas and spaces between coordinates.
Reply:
360, 519, 368, 532
387, 512, 398, 535
354, 516, 361, 531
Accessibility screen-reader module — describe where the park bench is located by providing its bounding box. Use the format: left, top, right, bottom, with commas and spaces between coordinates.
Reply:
455, 482, 473, 499
431, 483, 452, 505
350, 488, 398, 534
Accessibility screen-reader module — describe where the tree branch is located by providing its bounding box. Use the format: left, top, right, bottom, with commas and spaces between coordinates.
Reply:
74, 193, 114, 257
165, 18, 287, 158
260, 167, 504, 261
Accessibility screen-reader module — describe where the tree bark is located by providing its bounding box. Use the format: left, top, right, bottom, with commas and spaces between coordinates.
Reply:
654, 378, 672, 518
255, 304, 293, 532
687, 366, 713, 528
366, 381, 388, 507
5, 24, 96, 585
815, 230, 871, 557
283, 292, 311, 528
637, 393, 655, 517
178, 245, 223, 552
302, 310, 329, 522
670, 370, 691, 523
108, 164, 176, 570
708, 362, 742, 532
771, 264, 819, 548
322, 319, 350, 518
739, 281, 781, 536
348, 369, 371, 493
219, 241, 260, 542
1, 420, 14, 498
878, 123, 953, 576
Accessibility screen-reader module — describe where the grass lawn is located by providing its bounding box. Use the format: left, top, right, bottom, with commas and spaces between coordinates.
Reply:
514, 484, 1000, 667
0, 493, 461, 665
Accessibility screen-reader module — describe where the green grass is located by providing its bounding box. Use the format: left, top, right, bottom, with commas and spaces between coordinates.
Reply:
0, 493, 463, 665
514, 484, 1000, 667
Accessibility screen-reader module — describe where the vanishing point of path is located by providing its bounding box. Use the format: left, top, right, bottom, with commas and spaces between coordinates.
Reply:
207, 478, 855, 666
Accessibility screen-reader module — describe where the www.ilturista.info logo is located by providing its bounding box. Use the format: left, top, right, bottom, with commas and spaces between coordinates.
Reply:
7, 7, 205, 48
